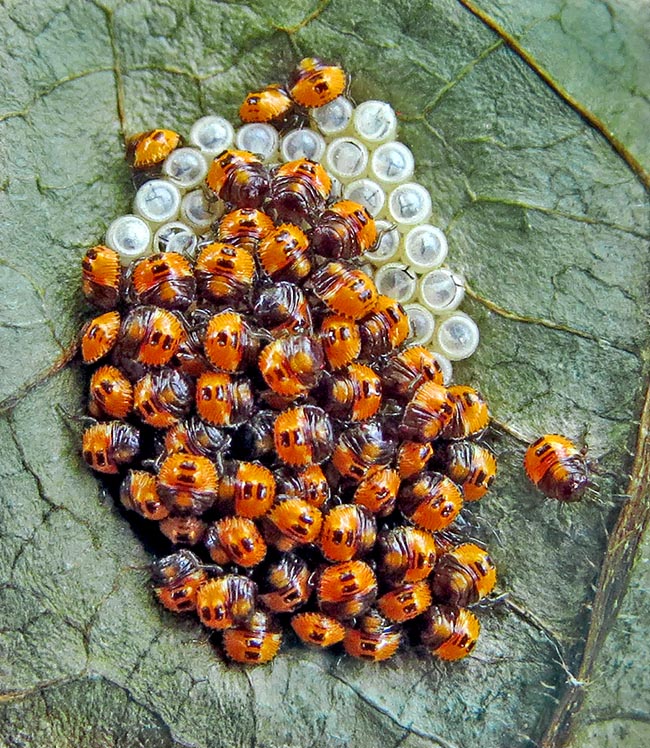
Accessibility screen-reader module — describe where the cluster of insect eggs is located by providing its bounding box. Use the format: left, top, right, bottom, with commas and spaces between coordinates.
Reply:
106, 60, 480, 375
74, 56, 548, 667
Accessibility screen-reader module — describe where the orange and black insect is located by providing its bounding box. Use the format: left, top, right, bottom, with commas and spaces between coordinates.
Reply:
376, 580, 432, 623
319, 363, 382, 422
128, 251, 196, 311
257, 223, 312, 282
319, 314, 361, 370
396, 441, 435, 480
196, 574, 257, 630
81, 245, 122, 309
195, 371, 254, 427
157, 452, 219, 515
127, 129, 181, 169
253, 282, 313, 337
342, 609, 402, 662
217, 208, 275, 253
353, 466, 400, 517
204, 516, 267, 568
151, 549, 207, 613
331, 420, 394, 482
240, 84, 294, 124
133, 368, 194, 428
430, 543, 497, 607
421, 604, 480, 661
258, 554, 314, 613
205, 149, 270, 209
376, 526, 437, 587
195, 242, 257, 305
399, 381, 455, 443
275, 464, 331, 509
311, 261, 378, 321
81, 310, 121, 364
359, 294, 409, 358
120, 469, 169, 521
82, 421, 140, 474
113, 306, 184, 377
291, 611, 345, 648
164, 415, 231, 461
381, 346, 445, 401
310, 200, 377, 260
159, 515, 207, 546
316, 559, 378, 620
524, 434, 589, 502
217, 460, 276, 519
288, 57, 347, 108
441, 441, 497, 502
439, 385, 490, 441
222, 610, 283, 664
320, 504, 377, 562
398, 471, 463, 533
259, 334, 325, 399
269, 158, 332, 224
88, 365, 133, 419
273, 405, 334, 467
203, 311, 259, 373
264, 497, 324, 551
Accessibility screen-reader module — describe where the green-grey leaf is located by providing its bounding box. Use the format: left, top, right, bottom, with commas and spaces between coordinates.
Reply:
1, 2, 648, 747
465, 0, 650, 175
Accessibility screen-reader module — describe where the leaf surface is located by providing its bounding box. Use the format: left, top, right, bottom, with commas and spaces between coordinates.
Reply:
0, 2, 648, 747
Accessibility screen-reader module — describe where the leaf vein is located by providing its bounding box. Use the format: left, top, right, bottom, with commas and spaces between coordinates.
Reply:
455, 0, 650, 191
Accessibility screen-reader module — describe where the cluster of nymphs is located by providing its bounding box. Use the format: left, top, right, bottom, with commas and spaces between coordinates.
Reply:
103, 58, 479, 380
78, 57, 507, 666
